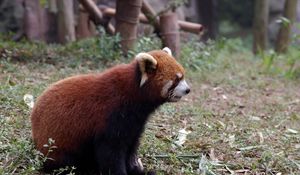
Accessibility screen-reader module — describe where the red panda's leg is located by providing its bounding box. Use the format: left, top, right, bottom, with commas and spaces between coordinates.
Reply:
127, 153, 142, 174
94, 141, 127, 175
126, 141, 156, 175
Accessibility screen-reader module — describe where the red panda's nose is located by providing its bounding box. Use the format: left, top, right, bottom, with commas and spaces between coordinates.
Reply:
185, 88, 190, 94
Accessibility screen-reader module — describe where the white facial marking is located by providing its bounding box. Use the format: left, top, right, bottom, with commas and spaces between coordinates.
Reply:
161, 80, 173, 97
162, 47, 172, 56
140, 74, 148, 87
169, 79, 190, 102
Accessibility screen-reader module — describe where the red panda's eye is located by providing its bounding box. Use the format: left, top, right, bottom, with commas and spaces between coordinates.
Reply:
148, 67, 156, 73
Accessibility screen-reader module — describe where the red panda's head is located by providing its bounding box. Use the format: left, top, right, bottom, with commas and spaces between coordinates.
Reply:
135, 47, 190, 102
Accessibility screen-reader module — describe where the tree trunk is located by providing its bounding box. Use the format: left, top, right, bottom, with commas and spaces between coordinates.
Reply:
23, 0, 43, 41
49, 0, 58, 13
196, 0, 218, 40
160, 11, 180, 57
76, 11, 96, 39
46, 0, 58, 43
57, 0, 76, 43
253, 0, 269, 54
115, 0, 142, 54
39, 7, 50, 42
275, 0, 298, 53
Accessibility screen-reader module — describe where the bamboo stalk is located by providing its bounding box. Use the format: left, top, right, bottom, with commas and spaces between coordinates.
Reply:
49, 0, 58, 13
57, 0, 76, 43
178, 20, 204, 35
160, 11, 180, 57
78, 0, 103, 24
77, 11, 93, 39
253, 0, 269, 54
99, 6, 148, 23
78, 0, 114, 34
115, 0, 143, 54
23, 0, 43, 41
275, 0, 298, 53
81, 4, 203, 35
98, 6, 203, 35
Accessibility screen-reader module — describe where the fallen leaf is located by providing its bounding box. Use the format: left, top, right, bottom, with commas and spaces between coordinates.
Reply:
216, 120, 226, 129
155, 132, 164, 139
249, 116, 261, 121
238, 145, 263, 151
173, 128, 191, 147
23, 94, 34, 108
228, 135, 235, 148
286, 128, 298, 134
258, 132, 264, 144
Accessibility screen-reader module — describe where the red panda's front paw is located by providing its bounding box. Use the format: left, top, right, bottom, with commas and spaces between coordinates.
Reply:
127, 155, 156, 175
127, 155, 144, 174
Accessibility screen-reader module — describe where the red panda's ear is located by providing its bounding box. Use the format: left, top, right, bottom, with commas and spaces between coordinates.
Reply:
162, 47, 172, 56
135, 53, 157, 87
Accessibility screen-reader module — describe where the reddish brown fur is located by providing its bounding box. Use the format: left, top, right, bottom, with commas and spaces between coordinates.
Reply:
148, 50, 185, 87
31, 50, 185, 174
32, 63, 139, 158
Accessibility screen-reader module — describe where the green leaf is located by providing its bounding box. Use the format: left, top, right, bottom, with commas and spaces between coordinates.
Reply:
276, 17, 291, 27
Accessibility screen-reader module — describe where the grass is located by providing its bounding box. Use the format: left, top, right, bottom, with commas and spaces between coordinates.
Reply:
0, 36, 300, 174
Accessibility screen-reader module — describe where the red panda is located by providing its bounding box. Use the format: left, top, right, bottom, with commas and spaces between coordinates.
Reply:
30, 48, 190, 175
